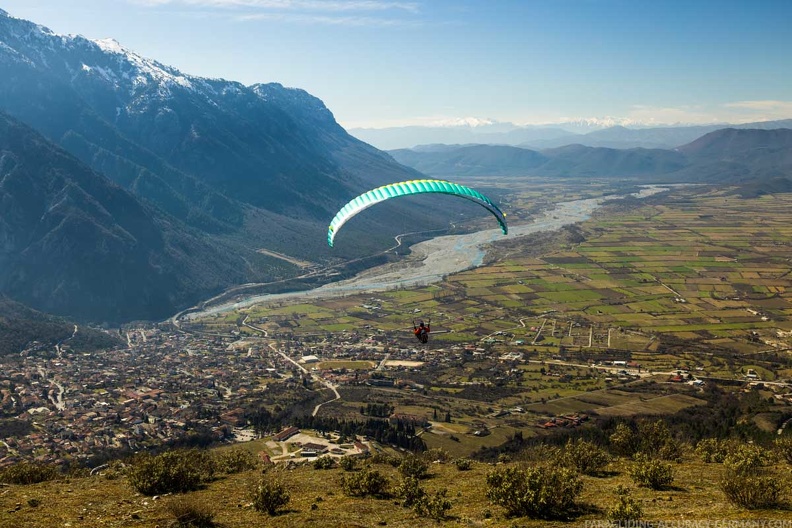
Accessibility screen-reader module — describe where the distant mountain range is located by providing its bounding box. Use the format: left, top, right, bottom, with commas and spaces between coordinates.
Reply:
388, 128, 792, 185
351, 119, 792, 151
0, 9, 449, 322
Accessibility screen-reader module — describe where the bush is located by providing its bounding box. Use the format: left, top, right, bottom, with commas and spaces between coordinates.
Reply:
723, 443, 770, 476
313, 456, 335, 470
396, 476, 426, 507
215, 448, 258, 474
415, 488, 452, 521
399, 454, 430, 479
606, 485, 643, 523
423, 448, 451, 463
560, 439, 611, 476
775, 437, 792, 464
252, 476, 290, 516
637, 420, 681, 461
128, 449, 215, 495
341, 468, 390, 498
0, 462, 59, 485
695, 438, 734, 463
720, 473, 782, 509
454, 458, 473, 471
486, 465, 583, 519
629, 454, 674, 490
370, 452, 401, 467
167, 496, 216, 528
609, 423, 638, 457
339, 456, 357, 472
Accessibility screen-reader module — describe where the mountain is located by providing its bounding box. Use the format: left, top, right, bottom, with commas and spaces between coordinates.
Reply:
388, 129, 792, 182
349, 123, 574, 150
0, 9, 466, 322
0, 295, 122, 356
388, 143, 688, 179
538, 144, 688, 177
0, 110, 260, 322
671, 128, 792, 186
388, 144, 548, 177
523, 120, 792, 150
0, 10, 440, 261
351, 116, 792, 151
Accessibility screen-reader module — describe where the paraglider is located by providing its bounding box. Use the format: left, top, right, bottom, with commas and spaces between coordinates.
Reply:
327, 179, 507, 247
413, 319, 430, 343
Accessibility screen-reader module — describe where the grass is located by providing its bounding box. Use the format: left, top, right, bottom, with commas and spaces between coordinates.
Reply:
2, 451, 791, 527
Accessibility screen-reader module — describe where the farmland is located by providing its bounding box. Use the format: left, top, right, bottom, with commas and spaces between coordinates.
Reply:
180, 183, 792, 458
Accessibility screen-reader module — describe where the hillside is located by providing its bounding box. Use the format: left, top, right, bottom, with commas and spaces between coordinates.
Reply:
0, 9, 468, 322
389, 144, 547, 176
0, 111, 258, 322
0, 11, 452, 254
0, 295, 122, 356
0, 435, 790, 527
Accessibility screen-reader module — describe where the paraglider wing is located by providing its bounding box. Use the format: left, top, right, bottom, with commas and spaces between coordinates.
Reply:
327, 179, 507, 247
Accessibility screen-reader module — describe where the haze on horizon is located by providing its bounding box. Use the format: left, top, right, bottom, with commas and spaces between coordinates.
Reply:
3, 0, 792, 129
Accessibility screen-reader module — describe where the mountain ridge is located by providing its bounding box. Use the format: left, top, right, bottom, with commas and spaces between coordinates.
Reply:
388, 128, 792, 183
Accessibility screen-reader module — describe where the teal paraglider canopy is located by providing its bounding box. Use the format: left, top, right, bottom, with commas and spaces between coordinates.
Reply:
327, 179, 507, 247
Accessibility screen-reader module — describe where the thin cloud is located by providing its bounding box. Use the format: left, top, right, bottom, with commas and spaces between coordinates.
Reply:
236, 12, 423, 26
724, 100, 792, 113
130, 0, 422, 26
130, 0, 420, 13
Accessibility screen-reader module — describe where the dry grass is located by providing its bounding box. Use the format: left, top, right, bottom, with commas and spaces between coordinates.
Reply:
1, 454, 790, 528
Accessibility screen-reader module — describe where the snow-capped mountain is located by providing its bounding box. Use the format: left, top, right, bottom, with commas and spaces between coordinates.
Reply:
0, 8, 445, 322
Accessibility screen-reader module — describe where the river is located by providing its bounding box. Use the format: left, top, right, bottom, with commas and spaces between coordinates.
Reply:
184, 185, 671, 320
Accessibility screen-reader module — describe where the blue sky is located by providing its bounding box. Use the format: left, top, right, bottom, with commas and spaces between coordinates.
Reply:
3, 0, 792, 128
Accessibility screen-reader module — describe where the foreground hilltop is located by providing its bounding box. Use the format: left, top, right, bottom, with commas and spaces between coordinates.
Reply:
1, 432, 791, 527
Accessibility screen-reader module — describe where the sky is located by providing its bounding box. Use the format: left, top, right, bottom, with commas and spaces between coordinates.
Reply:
3, 0, 792, 129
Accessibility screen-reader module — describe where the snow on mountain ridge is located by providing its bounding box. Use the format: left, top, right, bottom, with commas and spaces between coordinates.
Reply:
428, 117, 501, 128
92, 37, 196, 94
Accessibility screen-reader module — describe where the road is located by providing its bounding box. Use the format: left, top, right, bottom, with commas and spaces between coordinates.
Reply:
240, 319, 342, 418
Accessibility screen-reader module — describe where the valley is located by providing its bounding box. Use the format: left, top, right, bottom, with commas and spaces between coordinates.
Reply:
3, 181, 792, 470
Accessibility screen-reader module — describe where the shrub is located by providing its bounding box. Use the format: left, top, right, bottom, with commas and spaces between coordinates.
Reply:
252, 476, 290, 516
454, 458, 473, 471
723, 443, 770, 476
339, 456, 357, 472
341, 468, 390, 498
606, 485, 643, 522
775, 437, 792, 464
370, 452, 401, 467
720, 473, 782, 509
399, 454, 430, 479
215, 448, 258, 474
313, 456, 335, 470
415, 488, 452, 521
560, 439, 611, 476
609, 423, 638, 457
423, 448, 451, 463
629, 454, 674, 490
396, 476, 426, 508
695, 438, 734, 463
519, 444, 562, 463
128, 449, 214, 495
637, 420, 681, 461
486, 465, 583, 519
0, 462, 59, 485
167, 496, 216, 528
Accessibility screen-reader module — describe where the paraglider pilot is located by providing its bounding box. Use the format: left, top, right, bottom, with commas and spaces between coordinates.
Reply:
413, 319, 430, 343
